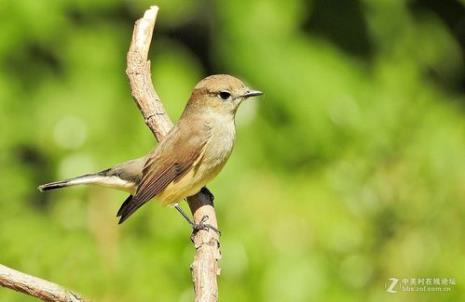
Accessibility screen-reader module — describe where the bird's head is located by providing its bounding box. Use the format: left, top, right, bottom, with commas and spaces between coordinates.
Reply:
184, 74, 263, 117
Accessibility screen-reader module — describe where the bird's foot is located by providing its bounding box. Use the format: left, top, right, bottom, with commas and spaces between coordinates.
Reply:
174, 204, 221, 236
192, 215, 221, 236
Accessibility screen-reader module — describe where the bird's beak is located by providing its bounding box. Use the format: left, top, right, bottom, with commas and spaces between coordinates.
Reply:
242, 90, 263, 98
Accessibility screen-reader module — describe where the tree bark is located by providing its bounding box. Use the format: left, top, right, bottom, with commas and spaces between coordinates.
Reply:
0, 264, 87, 302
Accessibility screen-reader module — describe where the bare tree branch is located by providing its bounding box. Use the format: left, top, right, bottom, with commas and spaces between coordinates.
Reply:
126, 5, 221, 302
0, 264, 87, 302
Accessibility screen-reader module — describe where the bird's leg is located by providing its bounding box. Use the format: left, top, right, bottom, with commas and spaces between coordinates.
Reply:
174, 203, 221, 236
174, 204, 195, 225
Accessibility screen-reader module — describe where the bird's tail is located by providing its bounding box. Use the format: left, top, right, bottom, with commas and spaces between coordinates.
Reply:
38, 172, 107, 192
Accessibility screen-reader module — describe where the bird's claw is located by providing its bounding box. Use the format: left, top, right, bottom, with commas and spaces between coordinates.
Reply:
192, 215, 221, 236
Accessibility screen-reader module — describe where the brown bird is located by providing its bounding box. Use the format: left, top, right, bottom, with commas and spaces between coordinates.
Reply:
39, 74, 262, 227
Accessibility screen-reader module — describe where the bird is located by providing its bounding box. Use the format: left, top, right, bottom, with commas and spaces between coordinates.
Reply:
38, 74, 263, 227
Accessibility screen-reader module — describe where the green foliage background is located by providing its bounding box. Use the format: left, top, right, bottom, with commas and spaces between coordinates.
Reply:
1, 0, 465, 301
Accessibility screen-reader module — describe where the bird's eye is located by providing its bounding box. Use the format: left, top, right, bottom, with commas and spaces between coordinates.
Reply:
218, 91, 231, 100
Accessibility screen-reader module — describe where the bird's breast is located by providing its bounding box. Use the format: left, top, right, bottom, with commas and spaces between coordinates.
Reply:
156, 119, 236, 205
202, 118, 236, 169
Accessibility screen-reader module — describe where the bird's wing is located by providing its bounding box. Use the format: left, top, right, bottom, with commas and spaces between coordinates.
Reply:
117, 123, 210, 223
